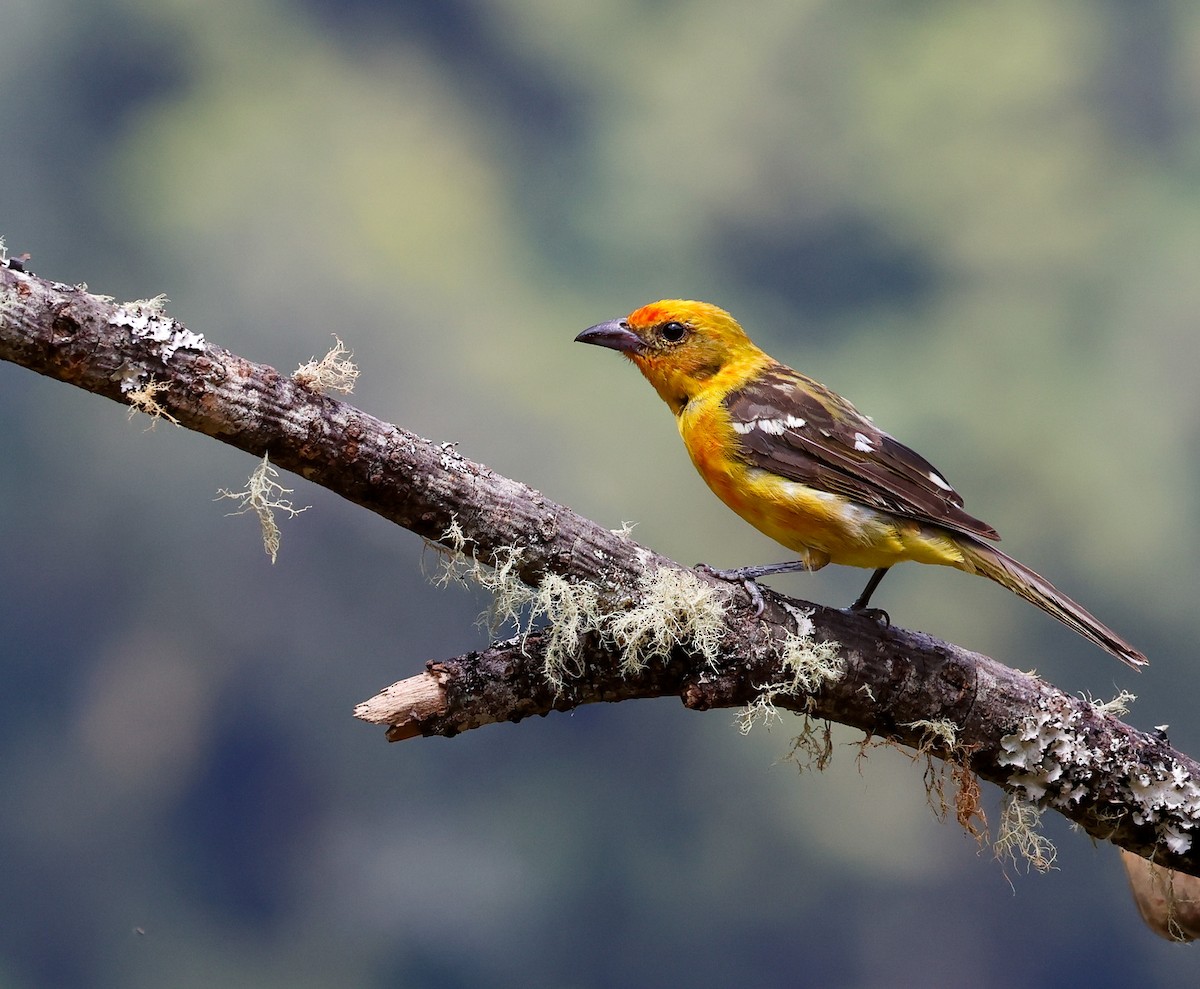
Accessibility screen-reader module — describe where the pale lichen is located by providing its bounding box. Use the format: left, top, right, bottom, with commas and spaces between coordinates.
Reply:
1089, 688, 1136, 718
999, 696, 1200, 854
906, 718, 959, 752
125, 376, 180, 429
607, 567, 725, 674
428, 519, 534, 630
427, 529, 730, 692
995, 793, 1057, 875
736, 608, 843, 734
426, 519, 610, 688
293, 335, 359, 394
216, 454, 310, 563
534, 574, 604, 691
110, 296, 205, 361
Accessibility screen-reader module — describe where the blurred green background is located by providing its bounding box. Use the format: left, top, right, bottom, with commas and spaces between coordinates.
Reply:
3, 0, 1199, 985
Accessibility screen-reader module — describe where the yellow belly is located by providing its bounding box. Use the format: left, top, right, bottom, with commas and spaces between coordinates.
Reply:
728, 469, 964, 569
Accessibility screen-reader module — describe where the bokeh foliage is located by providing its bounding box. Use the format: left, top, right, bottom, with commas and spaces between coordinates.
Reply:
3, 0, 1200, 985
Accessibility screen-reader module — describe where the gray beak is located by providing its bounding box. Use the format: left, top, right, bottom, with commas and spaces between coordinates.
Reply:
575, 319, 644, 354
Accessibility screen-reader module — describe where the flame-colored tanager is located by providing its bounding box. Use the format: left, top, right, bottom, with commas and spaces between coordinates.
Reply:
576, 299, 1145, 668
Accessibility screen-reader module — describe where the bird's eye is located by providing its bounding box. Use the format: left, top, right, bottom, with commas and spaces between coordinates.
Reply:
660, 321, 688, 343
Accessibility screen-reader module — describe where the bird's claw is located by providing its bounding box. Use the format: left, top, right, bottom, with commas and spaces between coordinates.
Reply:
741, 578, 766, 616
696, 564, 766, 616
843, 605, 890, 627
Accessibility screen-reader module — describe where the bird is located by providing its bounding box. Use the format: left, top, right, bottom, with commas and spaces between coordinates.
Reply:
575, 299, 1146, 668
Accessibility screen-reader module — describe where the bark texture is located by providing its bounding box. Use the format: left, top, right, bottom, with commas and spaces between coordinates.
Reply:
4, 258, 1199, 879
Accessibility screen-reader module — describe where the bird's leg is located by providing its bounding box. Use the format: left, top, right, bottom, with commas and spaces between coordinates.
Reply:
845, 566, 891, 625
850, 566, 890, 609
696, 560, 815, 616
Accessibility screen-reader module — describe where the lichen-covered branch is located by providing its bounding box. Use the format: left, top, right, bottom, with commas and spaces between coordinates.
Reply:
0, 261, 671, 593
4, 258, 1200, 879
357, 615, 1200, 877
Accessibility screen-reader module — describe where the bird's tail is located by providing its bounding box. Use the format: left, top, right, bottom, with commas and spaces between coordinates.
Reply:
956, 539, 1147, 669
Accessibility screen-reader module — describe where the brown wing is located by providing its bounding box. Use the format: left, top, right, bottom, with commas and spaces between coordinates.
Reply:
723, 363, 1000, 541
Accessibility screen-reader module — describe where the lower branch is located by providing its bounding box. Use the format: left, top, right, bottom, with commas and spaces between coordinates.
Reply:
358, 613, 1200, 879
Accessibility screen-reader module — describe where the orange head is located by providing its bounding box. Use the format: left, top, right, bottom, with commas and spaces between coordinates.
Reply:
576, 300, 765, 413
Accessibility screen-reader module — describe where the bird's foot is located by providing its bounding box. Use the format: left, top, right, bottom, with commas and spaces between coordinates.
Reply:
842, 605, 890, 626
696, 564, 766, 616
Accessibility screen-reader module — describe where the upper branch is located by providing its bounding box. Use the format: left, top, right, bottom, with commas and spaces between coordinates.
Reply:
4, 260, 1200, 877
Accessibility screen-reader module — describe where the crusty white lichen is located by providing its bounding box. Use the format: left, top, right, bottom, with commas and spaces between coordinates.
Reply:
999, 696, 1200, 854
110, 295, 205, 361
1129, 764, 1200, 853
0, 242, 21, 328
999, 701, 1089, 803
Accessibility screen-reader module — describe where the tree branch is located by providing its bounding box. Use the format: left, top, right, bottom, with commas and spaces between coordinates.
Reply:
5, 258, 1200, 879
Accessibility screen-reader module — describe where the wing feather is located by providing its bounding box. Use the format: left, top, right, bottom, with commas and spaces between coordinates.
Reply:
723, 364, 1000, 541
